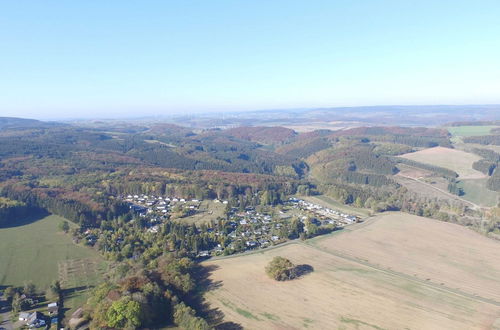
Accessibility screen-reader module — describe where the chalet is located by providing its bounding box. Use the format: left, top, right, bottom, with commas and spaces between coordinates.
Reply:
27, 311, 46, 328
19, 312, 30, 321
47, 302, 58, 315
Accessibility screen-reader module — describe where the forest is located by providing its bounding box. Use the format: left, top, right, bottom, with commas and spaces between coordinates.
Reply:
1, 117, 499, 328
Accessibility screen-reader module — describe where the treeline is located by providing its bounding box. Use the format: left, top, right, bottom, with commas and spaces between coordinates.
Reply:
469, 149, 500, 191
373, 135, 451, 148
447, 179, 464, 196
392, 157, 458, 180
338, 171, 396, 187
463, 135, 500, 146
1, 185, 129, 226
487, 169, 500, 192
0, 197, 40, 227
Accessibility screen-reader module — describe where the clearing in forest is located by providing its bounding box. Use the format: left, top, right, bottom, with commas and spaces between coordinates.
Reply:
399, 146, 486, 179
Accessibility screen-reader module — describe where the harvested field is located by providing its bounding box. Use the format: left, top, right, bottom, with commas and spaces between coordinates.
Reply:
399, 147, 486, 179
204, 213, 500, 329
314, 212, 500, 302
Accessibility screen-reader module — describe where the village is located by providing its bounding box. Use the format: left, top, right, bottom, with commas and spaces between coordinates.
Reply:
117, 194, 363, 258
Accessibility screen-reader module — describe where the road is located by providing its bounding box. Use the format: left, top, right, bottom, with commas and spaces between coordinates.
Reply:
397, 173, 483, 210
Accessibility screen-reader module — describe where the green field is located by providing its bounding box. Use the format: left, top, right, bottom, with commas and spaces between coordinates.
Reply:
457, 179, 499, 207
0, 214, 107, 317
446, 125, 498, 137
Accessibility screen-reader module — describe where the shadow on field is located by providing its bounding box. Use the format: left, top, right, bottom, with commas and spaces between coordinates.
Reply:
294, 264, 314, 278
0, 209, 49, 228
189, 264, 243, 330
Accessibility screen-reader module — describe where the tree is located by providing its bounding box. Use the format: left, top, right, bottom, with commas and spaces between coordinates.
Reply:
105, 297, 142, 328
47, 280, 62, 301
265, 256, 297, 281
23, 281, 36, 297
3, 287, 16, 301
59, 220, 70, 233
11, 293, 22, 313
173, 302, 211, 330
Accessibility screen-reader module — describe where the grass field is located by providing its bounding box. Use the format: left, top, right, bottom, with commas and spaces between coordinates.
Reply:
175, 200, 226, 224
458, 178, 499, 207
446, 125, 499, 137
0, 214, 106, 318
204, 213, 500, 329
399, 147, 485, 179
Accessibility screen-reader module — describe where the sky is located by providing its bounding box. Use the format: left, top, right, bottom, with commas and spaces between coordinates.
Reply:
0, 1, 500, 119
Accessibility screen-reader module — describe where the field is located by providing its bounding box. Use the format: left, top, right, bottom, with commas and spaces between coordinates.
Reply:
176, 200, 226, 224
0, 214, 106, 317
457, 178, 499, 207
446, 125, 499, 137
399, 147, 485, 179
204, 213, 500, 329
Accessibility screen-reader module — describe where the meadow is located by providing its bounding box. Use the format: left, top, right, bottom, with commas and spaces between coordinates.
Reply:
446, 125, 499, 137
457, 178, 499, 207
203, 213, 500, 329
0, 214, 106, 317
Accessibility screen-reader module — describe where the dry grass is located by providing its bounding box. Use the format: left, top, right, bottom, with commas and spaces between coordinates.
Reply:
315, 212, 500, 302
204, 213, 500, 329
399, 147, 486, 179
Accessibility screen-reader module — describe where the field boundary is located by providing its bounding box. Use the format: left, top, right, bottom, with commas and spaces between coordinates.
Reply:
207, 215, 500, 308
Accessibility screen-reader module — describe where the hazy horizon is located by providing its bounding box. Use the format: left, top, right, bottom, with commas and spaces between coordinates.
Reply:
1, 1, 500, 119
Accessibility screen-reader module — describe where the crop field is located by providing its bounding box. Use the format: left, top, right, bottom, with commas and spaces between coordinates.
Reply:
204, 213, 500, 329
446, 125, 499, 137
0, 214, 106, 318
399, 147, 485, 179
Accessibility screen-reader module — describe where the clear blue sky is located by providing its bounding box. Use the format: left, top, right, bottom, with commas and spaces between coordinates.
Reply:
1, 1, 499, 119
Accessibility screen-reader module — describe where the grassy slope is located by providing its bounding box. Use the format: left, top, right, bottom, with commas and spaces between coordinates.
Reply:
0, 214, 106, 318
458, 179, 499, 207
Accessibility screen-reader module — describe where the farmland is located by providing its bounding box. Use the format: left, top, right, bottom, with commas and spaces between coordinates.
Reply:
399, 147, 485, 179
204, 213, 500, 329
446, 125, 499, 137
0, 214, 106, 317
457, 179, 499, 207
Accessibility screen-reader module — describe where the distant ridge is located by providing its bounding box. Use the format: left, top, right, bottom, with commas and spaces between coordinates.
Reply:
0, 117, 62, 130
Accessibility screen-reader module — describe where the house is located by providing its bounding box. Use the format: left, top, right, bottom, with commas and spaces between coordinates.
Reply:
47, 302, 58, 315
19, 312, 30, 321
27, 311, 46, 328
